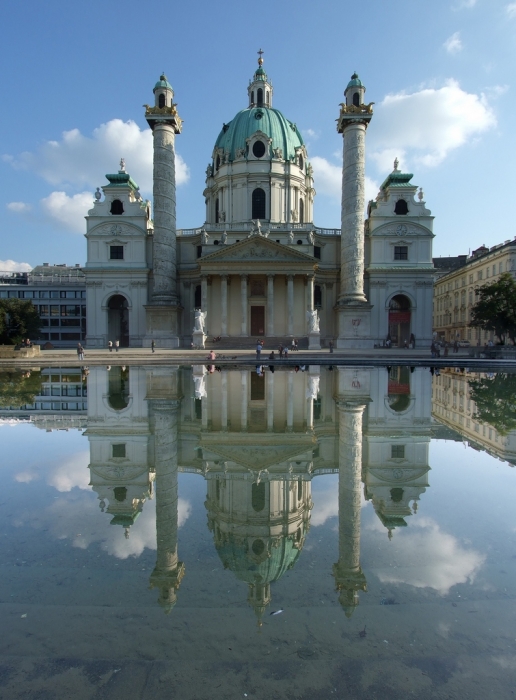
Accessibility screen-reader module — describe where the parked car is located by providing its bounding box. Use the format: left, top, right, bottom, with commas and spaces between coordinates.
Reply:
458, 340, 470, 347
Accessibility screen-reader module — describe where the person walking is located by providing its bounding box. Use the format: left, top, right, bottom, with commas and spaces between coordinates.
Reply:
256, 341, 262, 361
108, 340, 113, 352
279, 344, 284, 359
291, 338, 296, 352
77, 343, 84, 361
329, 340, 334, 353
151, 340, 156, 353
284, 346, 289, 359
115, 340, 120, 352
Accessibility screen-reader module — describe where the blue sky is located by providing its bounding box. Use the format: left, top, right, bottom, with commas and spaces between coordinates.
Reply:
1, 0, 514, 270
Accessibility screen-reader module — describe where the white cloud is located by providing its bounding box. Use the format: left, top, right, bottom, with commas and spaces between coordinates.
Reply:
444, 31, 463, 54
373, 517, 485, 595
4, 118, 190, 195
6, 201, 31, 213
311, 156, 379, 206
40, 191, 93, 233
506, 3, 516, 18
369, 80, 496, 170
45, 450, 91, 492
302, 128, 319, 142
454, 0, 477, 8
0, 259, 32, 272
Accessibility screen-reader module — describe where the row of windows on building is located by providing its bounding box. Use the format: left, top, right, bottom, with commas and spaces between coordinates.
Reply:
1, 401, 87, 411
436, 261, 513, 293
0, 289, 86, 299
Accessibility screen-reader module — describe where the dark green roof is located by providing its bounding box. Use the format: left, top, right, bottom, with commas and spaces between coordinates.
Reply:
154, 74, 173, 92
105, 172, 139, 189
346, 72, 363, 89
380, 171, 414, 190
214, 107, 304, 163
217, 534, 301, 584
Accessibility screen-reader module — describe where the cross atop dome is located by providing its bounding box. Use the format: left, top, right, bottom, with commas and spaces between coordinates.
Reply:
257, 48, 264, 65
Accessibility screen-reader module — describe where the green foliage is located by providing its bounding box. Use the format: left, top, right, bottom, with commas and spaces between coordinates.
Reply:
469, 372, 516, 435
0, 370, 42, 408
0, 298, 41, 345
470, 273, 516, 344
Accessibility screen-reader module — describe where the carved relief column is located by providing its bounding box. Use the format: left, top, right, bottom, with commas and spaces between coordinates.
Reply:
287, 371, 294, 432
267, 274, 275, 337
240, 274, 249, 337
241, 370, 248, 431
287, 275, 294, 337
221, 275, 228, 337
333, 399, 368, 617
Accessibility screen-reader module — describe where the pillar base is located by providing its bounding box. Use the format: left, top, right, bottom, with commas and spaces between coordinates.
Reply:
308, 332, 321, 350
192, 330, 206, 349
143, 305, 180, 348
336, 304, 374, 349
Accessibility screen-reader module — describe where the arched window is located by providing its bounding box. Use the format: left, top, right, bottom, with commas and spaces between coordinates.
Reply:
257, 88, 263, 106
158, 93, 165, 108
353, 92, 360, 106
394, 198, 409, 215
114, 487, 127, 502
251, 90, 254, 105
110, 199, 124, 215
251, 482, 266, 512
299, 198, 304, 224
215, 198, 219, 223
299, 155, 304, 170
266, 90, 269, 105
216, 155, 221, 171
252, 188, 266, 219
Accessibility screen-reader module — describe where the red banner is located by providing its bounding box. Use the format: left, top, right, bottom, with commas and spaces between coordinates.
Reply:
389, 311, 411, 324
388, 381, 410, 395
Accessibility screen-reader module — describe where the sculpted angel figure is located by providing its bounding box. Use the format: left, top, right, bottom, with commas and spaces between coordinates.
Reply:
200, 229, 209, 244
306, 309, 320, 333
194, 309, 206, 333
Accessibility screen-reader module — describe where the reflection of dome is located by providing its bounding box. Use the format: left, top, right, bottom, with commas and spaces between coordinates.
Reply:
216, 533, 301, 584
214, 108, 304, 163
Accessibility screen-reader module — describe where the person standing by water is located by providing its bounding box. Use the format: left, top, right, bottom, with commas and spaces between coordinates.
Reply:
256, 341, 262, 361
279, 344, 284, 359
329, 340, 334, 353
77, 343, 84, 361
151, 340, 156, 353
108, 340, 113, 352
115, 340, 120, 352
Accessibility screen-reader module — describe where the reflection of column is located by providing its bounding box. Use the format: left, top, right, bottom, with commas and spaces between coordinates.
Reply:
202, 392, 208, 430
287, 372, 294, 432
221, 275, 228, 337
221, 371, 228, 431
333, 400, 367, 617
149, 399, 185, 613
267, 275, 274, 337
267, 371, 274, 432
287, 275, 294, 336
241, 275, 248, 336
241, 370, 248, 431
306, 396, 314, 430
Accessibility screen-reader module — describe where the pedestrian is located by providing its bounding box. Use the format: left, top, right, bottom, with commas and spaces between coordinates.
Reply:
108, 340, 113, 352
207, 350, 216, 361
404, 339, 408, 349
269, 351, 275, 360
329, 340, 334, 353
410, 333, 416, 349
453, 340, 458, 354
279, 344, 284, 358
430, 342, 436, 358
115, 340, 120, 352
151, 340, 155, 353
291, 338, 296, 352
284, 346, 289, 358
256, 341, 262, 361
77, 343, 84, 361
444, 343, 449, 357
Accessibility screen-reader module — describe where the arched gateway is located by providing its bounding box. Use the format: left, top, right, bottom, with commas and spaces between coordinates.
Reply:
107, 295, 129, 347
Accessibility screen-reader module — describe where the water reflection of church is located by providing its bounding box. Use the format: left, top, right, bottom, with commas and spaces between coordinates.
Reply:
81, 363, 433, 622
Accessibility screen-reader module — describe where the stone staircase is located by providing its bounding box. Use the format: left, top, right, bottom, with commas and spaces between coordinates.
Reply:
204, 336, 309, 350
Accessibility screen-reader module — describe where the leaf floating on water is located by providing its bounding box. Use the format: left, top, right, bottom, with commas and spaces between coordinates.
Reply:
21, 614, 27, 618
270, 609, 284, 616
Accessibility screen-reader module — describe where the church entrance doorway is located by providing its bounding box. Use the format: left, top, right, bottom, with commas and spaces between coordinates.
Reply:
107, 295, 129, 347
388, 295, 411, 348
251, 306, 265, 336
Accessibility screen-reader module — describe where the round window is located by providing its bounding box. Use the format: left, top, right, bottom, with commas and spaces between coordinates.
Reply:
253, 141, 266, 158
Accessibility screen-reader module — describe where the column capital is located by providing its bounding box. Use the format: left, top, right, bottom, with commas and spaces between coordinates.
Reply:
240, 274, 249, 281
267, 273, 275, 280
220, 274, 228, 282
287, 274, 294, 282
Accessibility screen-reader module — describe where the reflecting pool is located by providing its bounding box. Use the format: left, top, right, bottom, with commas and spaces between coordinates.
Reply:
1, 365, 516, 699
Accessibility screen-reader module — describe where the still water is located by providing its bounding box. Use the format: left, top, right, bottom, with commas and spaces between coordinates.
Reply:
0, 365, 516, 699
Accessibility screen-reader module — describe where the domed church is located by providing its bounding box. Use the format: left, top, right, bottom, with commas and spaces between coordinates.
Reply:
84, 54, 435, 349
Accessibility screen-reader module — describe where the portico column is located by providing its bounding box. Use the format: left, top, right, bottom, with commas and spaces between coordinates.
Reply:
221, 275, 228, 337
201, 275, 208, 314
241, 275, 248, 337
221, 370, 228, 431
267, 274, 275, 337
241, 370, 248, 431
287, 275, 294, 336
287, 371, 294, 432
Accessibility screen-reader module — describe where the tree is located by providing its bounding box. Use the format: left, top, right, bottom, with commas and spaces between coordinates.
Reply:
0, 298, 41, 345
469, 373, 516, 435
0, 370, 42, 408
470, 273, 516, 344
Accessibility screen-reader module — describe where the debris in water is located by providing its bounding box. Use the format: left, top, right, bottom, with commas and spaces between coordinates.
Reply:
359, 626, 367, 638
20, 614, 27, 618
270, 609, 284, 616
380, 598, 398, 605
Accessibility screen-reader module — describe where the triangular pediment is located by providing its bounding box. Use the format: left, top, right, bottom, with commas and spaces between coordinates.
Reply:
200, 236, 317, 266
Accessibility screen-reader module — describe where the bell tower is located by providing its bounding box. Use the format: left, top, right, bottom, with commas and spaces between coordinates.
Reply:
247, 49, 273, 108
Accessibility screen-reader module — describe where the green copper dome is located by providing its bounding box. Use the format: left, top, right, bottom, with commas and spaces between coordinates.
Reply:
217, 534, 301, 585
346, 72, 363, 89
214, 107, 305, 163
153, 73, 173, 92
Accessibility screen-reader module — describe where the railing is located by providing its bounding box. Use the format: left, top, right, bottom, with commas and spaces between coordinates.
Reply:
177, 223, 341, 236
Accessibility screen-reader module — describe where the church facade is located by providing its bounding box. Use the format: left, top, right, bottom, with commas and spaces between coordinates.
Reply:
84, 57, 435, 349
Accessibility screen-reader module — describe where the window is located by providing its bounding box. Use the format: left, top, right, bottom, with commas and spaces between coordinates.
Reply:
252, 141, 266, 158
314, 246, 321, 259
299, 155, 304, 171
194, 285, 201, 308
394, 198, 408, 215
394, 246, 408, 260
478, 270, 483, 280
314, 285, 322, 307
50, 305, 59, 316
39, 305, 49, 316
265, 90, 269, 105
110, 246, 124, 260
197, 245, 202, 258
215, 198, 219, 223
252, 188, 266, 219
257, 88, 263, 106
251, 90, 254, 105
158, 93, 165, 108
61, 305, 80, 316
61, 319, 80, 327
353, 92, 360, 106
112, 443, 126, 458
61, 332, 81, 340
299, 198, 304, 224
391, 445, 405, 459
110, 199, 124, 215
251, 482, 265, 511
